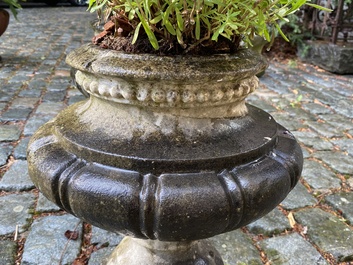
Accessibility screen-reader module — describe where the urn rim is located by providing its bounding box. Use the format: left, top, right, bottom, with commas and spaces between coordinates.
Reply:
66, 43, 268, 83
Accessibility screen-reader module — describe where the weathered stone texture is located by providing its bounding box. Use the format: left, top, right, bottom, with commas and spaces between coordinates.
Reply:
247, 208, 290, 236
259, 233, 328, 265
294, 208, 353, 262
298, 41, 353, 74
0, 193, 35, 236
0, 160, 35, 191
21, 215, 82, 265
210, 230, 263, 265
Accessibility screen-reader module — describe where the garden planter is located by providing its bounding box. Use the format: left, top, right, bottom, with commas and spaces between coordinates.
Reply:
0, 8, 10, 37
27, 44, 303, 264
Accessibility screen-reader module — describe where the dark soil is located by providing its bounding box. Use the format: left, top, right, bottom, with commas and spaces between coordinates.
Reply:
92, 18, 242, 56
94, 34, 239, 56
93, 19, 298, 60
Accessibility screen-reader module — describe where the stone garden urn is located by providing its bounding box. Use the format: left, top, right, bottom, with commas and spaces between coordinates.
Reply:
0, 9, 10, 38
27, 44, 303, 264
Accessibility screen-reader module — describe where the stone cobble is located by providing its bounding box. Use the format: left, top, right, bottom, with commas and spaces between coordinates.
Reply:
0, 5, 353, 265
21, 215, 83, 265
294, 208, 353, 262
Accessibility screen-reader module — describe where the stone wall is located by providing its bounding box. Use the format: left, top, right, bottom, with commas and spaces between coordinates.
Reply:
298, 40, 353, 74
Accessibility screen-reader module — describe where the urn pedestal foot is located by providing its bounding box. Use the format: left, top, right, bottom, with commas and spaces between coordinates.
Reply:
107, 237, 224, 265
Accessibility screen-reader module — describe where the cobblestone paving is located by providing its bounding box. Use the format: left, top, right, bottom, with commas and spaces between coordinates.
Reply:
1, 6, 353, 265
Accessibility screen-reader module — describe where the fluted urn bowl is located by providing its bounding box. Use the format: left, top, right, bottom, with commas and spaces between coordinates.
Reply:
27, 44, 302, 263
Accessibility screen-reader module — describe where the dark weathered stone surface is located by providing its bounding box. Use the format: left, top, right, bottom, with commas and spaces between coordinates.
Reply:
11, 97, 39, 109
18, 88, 42, 98
0, 160, 35, 191
0, 240, 17, 265
23, 115, 56, 136
13, 137, 30, 160
325, 192, 353, 225
247, 207, 290, 236
36, 193, 62, 213
21, 215, 82, 265
0, 144, 12, 166
247, 95, 277, 113
332, 99, 353, 119
292, 131, 333, 151
259, 233, 328, 265
304, 120, 344, 138
29, 44, 302, 243
301, 160, 341, 190
28, 101, 303, 241
66, 44, 268, 85
313, 151, 353, 175
294, 208, 353, 262
67, 93, 87, 105
318, 114, 353, 131
302, 102, 333, 115
0, 103, 6, 111
280, 182, 317, 210
0, 193, 35, 236
270, 113, 303, 131
0, 6, 353, 264
332, 138, 353, 157
35, 102, 66, 115
210, 230, 263, 265
91, 226, 123, 247
298, 41, 353, 74
0, 125, 21, 142
43, 90, 67, 102
0, 91, 12, 102
0, 108, 33, 121
88, 246, 116, 265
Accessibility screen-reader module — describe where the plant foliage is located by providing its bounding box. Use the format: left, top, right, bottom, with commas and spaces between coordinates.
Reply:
1, 0, 22, 19
88, 0, 330, 53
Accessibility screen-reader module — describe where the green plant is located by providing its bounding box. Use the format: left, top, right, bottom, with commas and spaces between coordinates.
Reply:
277, 13, 315, 46
88, 0, 330, 54
290, 90, 303, 107
297, 41, 311, 57
1, 0, 22, 19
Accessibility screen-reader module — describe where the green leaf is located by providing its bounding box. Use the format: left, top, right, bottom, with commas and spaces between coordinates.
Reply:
175, 8, 184, 30
87, 0, 96, 10
128, 8, 136, 20
275, 23, 289, 42
176, 28, 186, 48
263, 28, 270, 42
138, 12, 159, 50
228, 23, 240, 31
205, 0, 223, 5
163, 5, 176, 35
306, 3, 332, 12
132, 22, 142, 44
212, 23, 225, 41
88, 0, 108, 12
150, 14, 163, 24
9, 5, 19, 19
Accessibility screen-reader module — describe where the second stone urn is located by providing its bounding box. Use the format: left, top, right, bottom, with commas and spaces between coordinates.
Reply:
27, 44, 303, 264
0, 9, 10, 38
